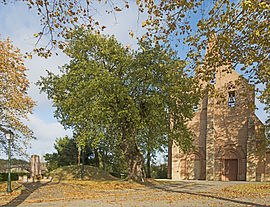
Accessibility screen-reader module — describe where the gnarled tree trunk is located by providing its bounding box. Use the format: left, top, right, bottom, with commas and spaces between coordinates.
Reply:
122, 141, 146, 182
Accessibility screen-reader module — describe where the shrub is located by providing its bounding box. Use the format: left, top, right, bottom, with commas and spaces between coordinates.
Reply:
151, 164, 168, 179
0, 172, 30, 181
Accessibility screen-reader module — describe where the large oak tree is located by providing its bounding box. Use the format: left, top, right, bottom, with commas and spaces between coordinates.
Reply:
38, 29, 199, 181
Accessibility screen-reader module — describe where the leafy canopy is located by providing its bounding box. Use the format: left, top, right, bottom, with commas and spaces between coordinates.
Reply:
3, 1, 268, 116
38, 29, 199, 179
3, 1, 268, 120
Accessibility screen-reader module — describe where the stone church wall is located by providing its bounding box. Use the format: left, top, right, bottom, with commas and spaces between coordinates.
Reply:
168, 68, 270, 181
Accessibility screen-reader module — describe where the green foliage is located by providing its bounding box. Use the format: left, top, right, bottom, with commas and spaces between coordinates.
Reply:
107, 149, 128, 177
151, 164, 168, 179
44, 135, 127, 174
44, 136, 80, 171
38, 29, 199, 179
0, 158, 29, 172
3, 0, 269, 124
44, 153, 60, 172
54, 136, 78, 166
0, 172, 30, 181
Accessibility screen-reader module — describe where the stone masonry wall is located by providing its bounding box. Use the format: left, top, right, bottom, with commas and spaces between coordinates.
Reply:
169, 66, 269, 181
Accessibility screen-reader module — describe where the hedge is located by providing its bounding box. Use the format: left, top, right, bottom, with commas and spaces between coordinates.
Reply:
0, 173, 30, 181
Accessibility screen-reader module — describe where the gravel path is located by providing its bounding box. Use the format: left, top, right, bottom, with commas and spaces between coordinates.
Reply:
1, 180, 269, 207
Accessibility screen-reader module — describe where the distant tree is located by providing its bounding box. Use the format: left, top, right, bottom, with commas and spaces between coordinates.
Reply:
38, 30, 199, 181
54, 136, 78, 166
43, 153, 59, 172
151, 163, 168, 179
44, 136, 78, 171
0, 158, 29, 171
0, 36, 35, 155
44, 135, 126, 175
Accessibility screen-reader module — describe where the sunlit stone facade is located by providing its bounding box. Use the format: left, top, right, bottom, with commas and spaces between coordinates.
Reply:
168, 68, 270, 181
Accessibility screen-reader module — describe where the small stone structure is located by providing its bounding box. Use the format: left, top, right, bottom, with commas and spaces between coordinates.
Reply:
18, 175, 29, 182
15, 155, 50, 183
31, 155, 41, 179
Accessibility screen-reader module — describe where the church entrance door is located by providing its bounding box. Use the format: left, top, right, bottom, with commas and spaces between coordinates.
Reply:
225, 159, 238, 181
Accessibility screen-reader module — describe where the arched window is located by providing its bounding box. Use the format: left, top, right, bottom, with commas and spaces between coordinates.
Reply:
228, 91, 236, 107
226, 82, 236, 107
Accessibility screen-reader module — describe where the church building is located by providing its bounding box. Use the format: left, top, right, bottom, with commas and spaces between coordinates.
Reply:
168, 67, 270, 181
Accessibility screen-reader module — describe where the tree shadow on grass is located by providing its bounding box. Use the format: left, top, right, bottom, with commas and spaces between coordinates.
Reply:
153, 184, 270, 207
1, 181, 54, 207
138, 180, 215, 191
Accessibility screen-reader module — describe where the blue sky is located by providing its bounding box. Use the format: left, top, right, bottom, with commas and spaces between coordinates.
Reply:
0, 1, 268, 161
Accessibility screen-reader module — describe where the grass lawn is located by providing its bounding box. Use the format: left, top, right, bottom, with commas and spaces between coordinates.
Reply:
1, 180, 269, 206
0, 181, 26, 195
0, 164, 168, 197
59, 179, 145, 190
0, 178, 163, 196
0, 178, 166, 206
48, 165, 116, 181
224, 183, 270, 193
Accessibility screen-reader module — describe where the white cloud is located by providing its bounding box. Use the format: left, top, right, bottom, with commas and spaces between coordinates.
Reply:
94, 1, 147, 48
24, 52, 69, 107
25, 114, 72, 156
